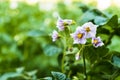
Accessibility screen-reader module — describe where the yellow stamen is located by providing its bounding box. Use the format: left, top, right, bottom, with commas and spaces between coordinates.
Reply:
94, 39, 98, 44
86, 27, 90, 32
77, 33, 83, 39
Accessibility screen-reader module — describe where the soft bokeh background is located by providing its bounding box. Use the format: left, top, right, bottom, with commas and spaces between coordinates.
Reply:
0, 0, 120, 79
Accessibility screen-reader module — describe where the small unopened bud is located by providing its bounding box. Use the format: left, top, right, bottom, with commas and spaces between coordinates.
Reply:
75, 52, 80, 60
72, 20, 76, 24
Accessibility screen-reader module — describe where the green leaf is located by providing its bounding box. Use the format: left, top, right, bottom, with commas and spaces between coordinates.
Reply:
51, 71, 66, 80
88, 61, 113, 80
92, 9, 105, 16
91, 60, 113, 74
42, 77, 52, 80
0, 72, 21, 80
78, 3, 89, 12
79, 11, 96, 24
113, 56, 120, 68
94, 16, 107, 25
26, 70, 37, 76
106, 15, 118, 28
107, 35, 120, 53
27, 30, 47, 37
114, 27, 120, 36
115, 76, 120, 80
16, 67, 24, 73
84, 46, 109, 63
44, 45, 62, 56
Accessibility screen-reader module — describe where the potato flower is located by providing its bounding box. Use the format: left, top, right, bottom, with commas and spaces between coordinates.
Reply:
71, 27, 87, 44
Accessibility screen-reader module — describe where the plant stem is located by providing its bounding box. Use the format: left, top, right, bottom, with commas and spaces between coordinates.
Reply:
61, 52, 65, 73
61, 37, 66, 73
83, 50, 87, 80
80, 45, 87, 80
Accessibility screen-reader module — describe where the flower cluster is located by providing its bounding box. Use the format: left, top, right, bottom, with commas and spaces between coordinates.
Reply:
71, 22, 104, 48
51, 18, 104, 48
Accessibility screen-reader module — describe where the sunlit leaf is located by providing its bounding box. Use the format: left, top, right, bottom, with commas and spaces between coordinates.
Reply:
94, 16, 107, 25
26, 70, 37, 76
0, 72, 21, 80
113, 56, 120, 68
43, 77, 52, 80
16, 67, 24, 73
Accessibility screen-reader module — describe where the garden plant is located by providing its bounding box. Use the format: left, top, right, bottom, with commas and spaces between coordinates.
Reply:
0, 1, 120, 80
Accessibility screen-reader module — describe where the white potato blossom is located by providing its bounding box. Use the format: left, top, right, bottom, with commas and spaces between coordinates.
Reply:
82, 22, 97, 38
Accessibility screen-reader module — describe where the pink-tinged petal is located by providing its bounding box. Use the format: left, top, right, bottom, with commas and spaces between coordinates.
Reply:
79, 38, 87, 44
71, 26, 87, 44
92, 36, 104, 48
82, 22, 97, 38
56, 18, 74, 31
52, 30, 59, 42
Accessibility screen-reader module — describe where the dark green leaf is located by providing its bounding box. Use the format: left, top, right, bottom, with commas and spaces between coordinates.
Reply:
84, 46, 109, 63
78, 3, 89, 12
51, 71, 66, 80
114, 27, 120, 36
91, 60, 113, 74
106, 15, 118, 28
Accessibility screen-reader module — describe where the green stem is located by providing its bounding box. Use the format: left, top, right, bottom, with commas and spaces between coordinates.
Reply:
83, 49, 87, 80
68, 70, 72, 78
80, 45, 87, 80
61, 37, 66, 73
61, 26, 72, 73
61, 52, 65, 73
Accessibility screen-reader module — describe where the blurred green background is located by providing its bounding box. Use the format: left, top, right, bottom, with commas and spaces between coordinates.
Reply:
0, 0, 120, 79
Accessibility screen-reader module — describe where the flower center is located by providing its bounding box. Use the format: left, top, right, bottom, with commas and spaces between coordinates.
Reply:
86, 27, 90, 32
93, 39, 98, 44
77, 33, 83, 39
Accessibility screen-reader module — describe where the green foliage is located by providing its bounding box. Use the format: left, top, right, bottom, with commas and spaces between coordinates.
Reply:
51, 71, 66, 80
0, 67, 37, 80
113, 56, 120, 68
44, 45, 62, 56
0, 1, 120, 80
84, 46, 109, 64
107, 15, 118, 28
